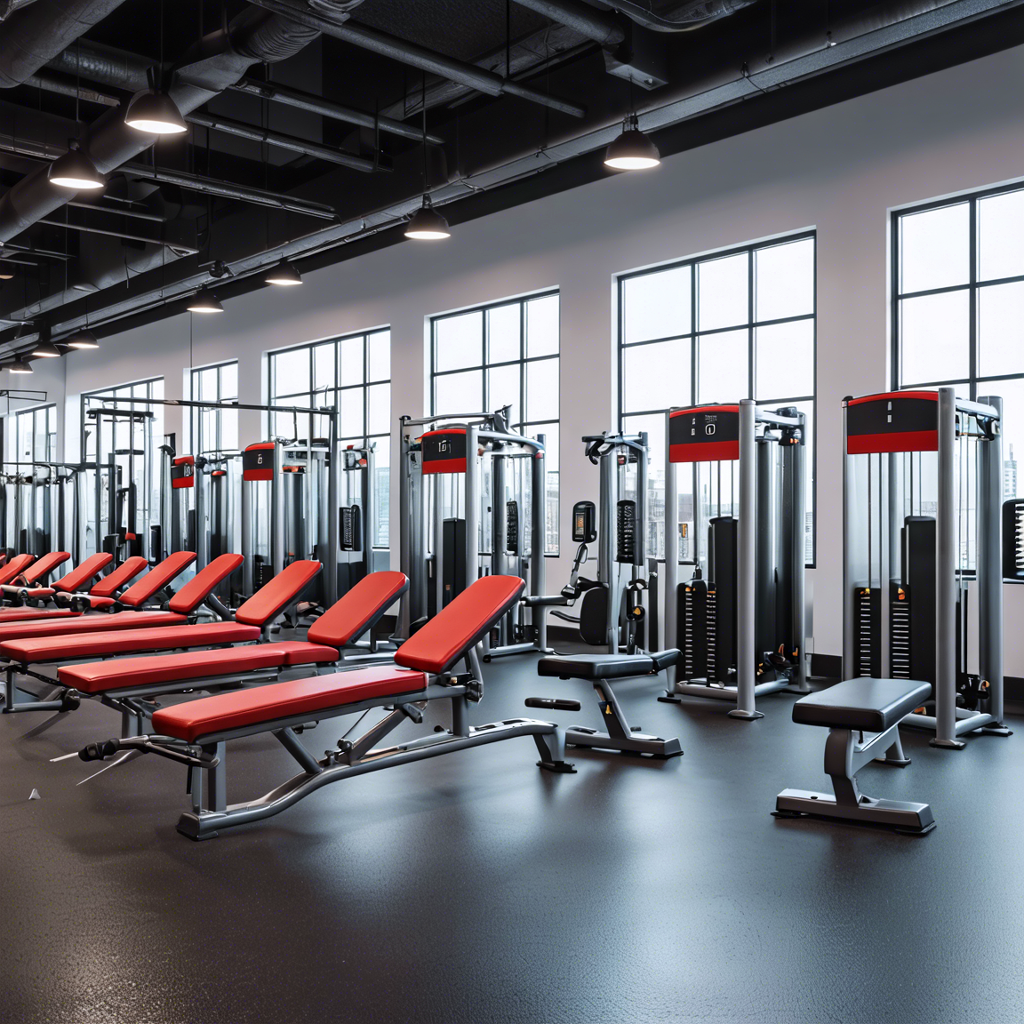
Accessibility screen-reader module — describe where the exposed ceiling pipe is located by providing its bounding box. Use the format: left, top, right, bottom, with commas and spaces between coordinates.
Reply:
0, 0, 127, 88
510, 0, 626, 46
37, 215, 198, 253
0, 5, 324, 245
23, 70, 118, 106
45, 37, 153, 93
0, 1, 41, 22
186, 110, 385, 173
245, 0, 586, 118
230, 77, 443, 145
587, 0, 757, 33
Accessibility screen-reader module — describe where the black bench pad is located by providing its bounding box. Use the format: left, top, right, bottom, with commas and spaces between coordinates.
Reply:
793, 677, 931, 732
538, 649, 679, 680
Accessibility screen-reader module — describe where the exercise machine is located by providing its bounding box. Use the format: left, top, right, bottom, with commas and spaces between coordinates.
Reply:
842, 387, 1009, 748
662, 401, 808, 719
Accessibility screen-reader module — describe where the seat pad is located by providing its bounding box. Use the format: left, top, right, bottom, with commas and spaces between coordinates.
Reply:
0, 622, 263, 664
538, 650, 680, 680
58, 641, 339, 694
0, 610, 185, 644
792, 677, 932, 732
152, 666, 428, 742
0, 607, 77, 623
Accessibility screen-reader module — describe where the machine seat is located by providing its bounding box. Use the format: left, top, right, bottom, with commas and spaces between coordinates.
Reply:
0, 606, 77, 622
792, 678, 932, 733
117, 551, 196, 607
0, 610, 186, 644
0, 555, 36, 586
58, 641, 339, 694
537, 650, 680, 680
0, 622, 263, 665
51, 553, 114, 593
88, 557, 149, 597
152, 666, 429, 742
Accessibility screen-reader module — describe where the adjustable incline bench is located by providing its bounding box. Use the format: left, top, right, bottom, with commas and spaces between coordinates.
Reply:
79, 574, 576, 840
0, 553, 113, 612
28, 567, 408, 734
0, 551, 71, 602
536, 650, 683, 758
774, 677, 935, 835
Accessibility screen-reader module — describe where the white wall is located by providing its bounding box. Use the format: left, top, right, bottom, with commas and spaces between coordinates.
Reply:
10, 42, 1024, 668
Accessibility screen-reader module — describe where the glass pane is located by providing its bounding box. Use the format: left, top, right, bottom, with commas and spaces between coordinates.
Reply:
221, 410, 238, 452
435, 369, 482, 416
314, 344, 335, 390
755, 319, 814, 399
899, 291, 970, 384
368, 330, 390, 382
488, 303, 521, 364
697, 252, 748, 331
221, 362, 238, 400
339, 388, 364, 439
622, 266, 691, 343
976, 378, 1023, 499
769, 398, 815, 564
372, 439, 391, 547
622, 413, 672, 561
526, 294, 559, 357
435, 311, 482, 372
540, 422, 559, 554
367, 383, 390, 436
899, 203, 969, 293
273, 348, 309, 400
200, 367, 217, 401
339, 335, 364, 387
526, 357, 559, 422
978, 190, 1024, 282
755, 237, 814, 322
978, 281, 1024, 378
698, 329, 748, 404
622, 338, 690, 414
487, 364, 521, 427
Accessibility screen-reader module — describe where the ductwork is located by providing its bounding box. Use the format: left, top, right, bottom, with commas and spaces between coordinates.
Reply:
511, 0, 626, 46
0, 0, 127, 88
0, 6, 324, 245
588, 1, 757, 33
0, 0, 40, 22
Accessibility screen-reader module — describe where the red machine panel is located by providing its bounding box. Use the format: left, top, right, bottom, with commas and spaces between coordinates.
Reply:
669, 406, 740, 463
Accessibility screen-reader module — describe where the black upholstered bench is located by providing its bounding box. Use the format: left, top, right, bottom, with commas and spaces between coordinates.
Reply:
774, 677, 935, 835
536, 650, 683, 758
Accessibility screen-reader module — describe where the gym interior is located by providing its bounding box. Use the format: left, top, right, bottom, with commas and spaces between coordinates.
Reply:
2, 3, 1024, 1022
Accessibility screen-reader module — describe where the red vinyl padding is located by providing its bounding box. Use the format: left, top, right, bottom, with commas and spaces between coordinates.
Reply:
118, 551, 197, 607
168, 553, 244, 613
21, 551, 70, 584
0, 622, 262, 665
395, 575, 526, 675
0, 607, 78, 623
0, 555, 36, 586
58, 640, 337, 694
307, 571, 409, 648
0, 610, 186, 644
90, 557, 148, 597
52, 553, 113, 593
235, 560, 322, 626
152, 666, 428, 742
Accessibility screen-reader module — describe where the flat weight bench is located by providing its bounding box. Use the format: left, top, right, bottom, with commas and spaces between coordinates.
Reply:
536, 650, 683, 758
774, 677, 935, 836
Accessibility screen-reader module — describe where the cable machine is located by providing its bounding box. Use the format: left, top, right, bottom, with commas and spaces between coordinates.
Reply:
842, 387, 1009, 748
662, 401, 808, 719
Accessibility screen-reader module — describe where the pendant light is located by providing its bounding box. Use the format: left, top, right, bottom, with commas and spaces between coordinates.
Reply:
0, 265, 13, 281
48, 140, 104, 190
604, 112, 661, 171
187, 290, 224, 313
265, 260, 302, 286
32, 326, 61, 358
66, 329, 100, 350
405, 72, 449, 241
125, 0, 186, 135
8, 355, 34, 374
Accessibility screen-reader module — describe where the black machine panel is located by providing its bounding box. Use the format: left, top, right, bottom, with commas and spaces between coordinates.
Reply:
442, 518, 467, 606
506, 500, 519, 554
616, 499, 636, 564
421, 430, 468, 475
1004, 499, 1024, 580
340, 506, 362, 552
572, 500, 597, 543
710, 516, 738, 679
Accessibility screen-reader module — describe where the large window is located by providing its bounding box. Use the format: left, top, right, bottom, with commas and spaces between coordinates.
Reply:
893, 185, 1024, 505
187, 361, 238, 455
268, 329, 391, 548
618, 233, 816, 565
430, 292, 560, 554
8, 405, 56, 465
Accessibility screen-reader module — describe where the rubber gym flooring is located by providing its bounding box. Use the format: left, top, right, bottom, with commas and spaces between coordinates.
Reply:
2, 653, 1022, 1024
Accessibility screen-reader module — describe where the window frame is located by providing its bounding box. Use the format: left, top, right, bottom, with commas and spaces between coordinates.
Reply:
187, 360, 238, 455
8, 404, 57, 465
429, 289, 561, 556
617, 230, 818, 567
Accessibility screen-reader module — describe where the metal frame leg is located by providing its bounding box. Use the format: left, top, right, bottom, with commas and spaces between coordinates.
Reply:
566, 680, 683, 759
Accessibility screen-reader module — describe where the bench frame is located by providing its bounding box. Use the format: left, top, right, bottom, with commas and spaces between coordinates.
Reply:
774, 721, 935, 835
81, 652, 575, 840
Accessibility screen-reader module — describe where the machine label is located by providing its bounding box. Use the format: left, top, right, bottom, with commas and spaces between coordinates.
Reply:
421, 429, 468, 475
669, 406, 740, 463
171, 456, 194, 489
846, 391, 938, 454
242, 443, 275, 481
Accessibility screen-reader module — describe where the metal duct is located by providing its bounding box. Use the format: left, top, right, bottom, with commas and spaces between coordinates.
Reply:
590, 1, 756, 33
45, 38, 153, 93
0, 0, 127, 88
0, 0, 40, 22
0, 6, 324, 244
511, 0, 626, 46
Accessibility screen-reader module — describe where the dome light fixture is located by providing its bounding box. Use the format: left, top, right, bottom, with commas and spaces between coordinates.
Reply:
265, 260, 302, 286
66, 328, 100, 350
8, 355, 34, 374
48, 140, 104, 190
187, 290, 224, 314
0, 265, 14, 281
405, 196, 450, 240
125, 90, 187, 135
604, 113, 661, 171
32, 333, 61, 358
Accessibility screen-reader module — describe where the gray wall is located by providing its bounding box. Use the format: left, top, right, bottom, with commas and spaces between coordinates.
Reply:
7, 42, 1024, 670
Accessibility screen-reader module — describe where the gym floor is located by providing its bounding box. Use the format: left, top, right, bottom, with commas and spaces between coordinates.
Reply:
2, 655, 1022, 1024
